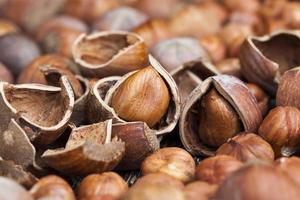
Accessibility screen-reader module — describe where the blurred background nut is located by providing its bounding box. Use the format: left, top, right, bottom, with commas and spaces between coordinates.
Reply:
30, 175, 76, 200
282, 2, 300, 29
0, 177, 33, 200
134, 173, 184, 190
195, 155, 243, 185
275, 157, 300, 186
216, 133, 275, 162
0, 18, 19, 37
0, 33, 41, 77
141, 147, 195, 183
215, 58, 242, 78
246, 83, 269, 117
184, 181, 218, 200
78, 172, 128, 200
223, 0, 260, 13
0, 62, 13, 83
199, 34, 226, 63
258, 106, 300, 157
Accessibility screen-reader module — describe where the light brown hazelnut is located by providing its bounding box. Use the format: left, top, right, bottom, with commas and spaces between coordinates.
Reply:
195, 155, 243, 185
223, 0, 260, 13
141, 147, 195, 183
282, 2, 300, 29
246, 83, 269, 116
259, 106, 300, 157
199, 34, 226, 63
216, 133, 275, 162
275, 156, 300, 186
184, 181, 218, 200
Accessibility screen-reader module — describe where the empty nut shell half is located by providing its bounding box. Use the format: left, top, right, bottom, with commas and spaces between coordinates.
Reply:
180, 75, 262, 156
104, 55, 181, 135
0, 76, 74, 144
41, 120, 125, 175
239, 30, 300, 94
72, 31, 148, 78
112, 121, 159, 170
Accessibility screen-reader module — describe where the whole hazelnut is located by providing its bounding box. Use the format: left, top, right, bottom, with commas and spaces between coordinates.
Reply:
93, 7, 148, 31
134, 173, 184, 190
141, 147, 195, 183
198, 88, 242, 148
0, 18, 19, 37
216, 133, 275, 162
184, 181, 218, 200
246, 83, 269, 116
215, 58, 242, 78
64, 0, 120, 23
282, 2, 300, 29
78, 172, 128, 200
0, 62, 13, 83
195, 155, 243, 185
0, 33, 41, 76
122, 183, 185, 200
111, 66, 170, 128
30, 175, 76, 200
199, 34, 226, 63
275, 157, 300, 186
212, 163, 300, 200
259, 106, 300, 157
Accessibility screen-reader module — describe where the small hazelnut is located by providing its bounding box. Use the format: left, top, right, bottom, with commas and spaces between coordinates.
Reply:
199, 34, 226, 63
30, 175, 76, 200
198, 88, 242, 148
215, 58, 242, 78
134, 173, 184, 190
275, 157, 300, 186
259, 106, 300, 157
122, 183, 185, 200
0, 33, 41, 76
216, 133, 275, 162
78, 172, 128, 200
195, 155, 243, 185
246, 83, 269, 116
141, 147, 195, 183
93, 7, 148, 31
64, 0, 120, 23
184, 181, 218, 200
111, 66, 170, 128
0, 62, 13, 83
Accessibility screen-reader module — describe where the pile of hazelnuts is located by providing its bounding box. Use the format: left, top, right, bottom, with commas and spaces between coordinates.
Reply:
1, 0, 300, 200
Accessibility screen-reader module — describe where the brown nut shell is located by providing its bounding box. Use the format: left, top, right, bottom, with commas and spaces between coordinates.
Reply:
78, 172, 128, 199
30, 175, 75, 200
184, 181, 218, 200
258, 106, 300, 157
72, 31, 148, 78
239, 31, 300, 94
195, 155, 243, 185
0, 76, 74, 144
180, 75, 262, 156
104, 55, 181, 135
112, 121, 159, 170
41, 120, 125, 175
246, 83, 269, 117
275, 156, 300, 186
0, 62, 13, 83
141, 147, 195, 183
216, 133, 275, 162
0, 177, 33, 200
212, 163, 300, 200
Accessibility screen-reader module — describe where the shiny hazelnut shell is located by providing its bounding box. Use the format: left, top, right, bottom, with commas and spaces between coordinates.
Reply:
246, 83, 269, 116
180, 75, 262, 156
275, 157, 300, 186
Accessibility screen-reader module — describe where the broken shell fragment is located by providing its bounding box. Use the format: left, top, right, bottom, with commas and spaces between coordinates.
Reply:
0, 76, 74, 144
41, 120, 125, 175
180, 75, 262, 156
72, 31, 148, 78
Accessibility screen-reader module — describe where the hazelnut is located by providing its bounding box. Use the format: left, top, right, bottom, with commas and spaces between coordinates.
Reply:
246, 83, 269, 116
111, 66, 170, 127
212, 163, 300, 200
93, 7, 148, 31
0, 33, 41, 76
141, 147, 195, 183
260, 0, 286, 18
198, 88, 242, 148
30, 175, 75, 200
64, 0, 120, 23
122, 183, 185, 200
282, 2, 300, 29
275, 157, 300, 186
134, 173, 184, 190
78, 172, 128, 199
199, 34, 226, 63
195, 155, 243, 185
184, 181, 218, 200
151, 37, 210, 72
223, 0, 260, 13
259, 106, 300, 157
216, 133, 275, 162
0, 177, 33, 200
0, 62, 13, 83
215, 58, 242, 78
